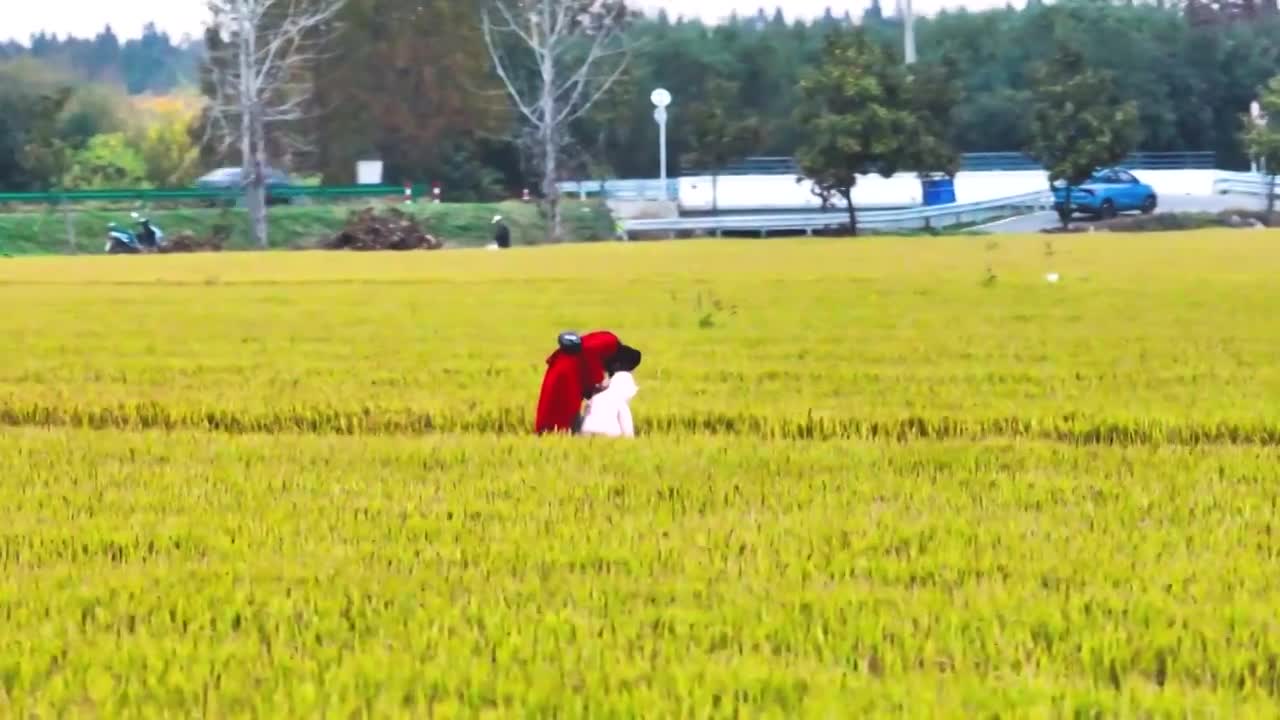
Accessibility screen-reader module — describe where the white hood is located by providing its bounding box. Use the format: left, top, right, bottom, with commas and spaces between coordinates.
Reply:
580, 371, 638, 438
604, 371, 637, 400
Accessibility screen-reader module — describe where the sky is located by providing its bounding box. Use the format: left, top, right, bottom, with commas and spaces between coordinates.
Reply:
2, 0, 1013, 42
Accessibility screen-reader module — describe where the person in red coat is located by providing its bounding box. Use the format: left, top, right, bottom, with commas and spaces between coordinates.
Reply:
535, 330, 642, 434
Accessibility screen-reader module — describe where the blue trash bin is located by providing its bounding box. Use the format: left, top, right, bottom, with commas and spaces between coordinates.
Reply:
921, 176, 956, 206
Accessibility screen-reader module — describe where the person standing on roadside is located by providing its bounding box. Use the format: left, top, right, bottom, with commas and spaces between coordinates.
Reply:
492, 215, 511, 249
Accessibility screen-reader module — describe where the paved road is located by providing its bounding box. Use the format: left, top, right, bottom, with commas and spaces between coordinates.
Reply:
976, 193, 1270, 234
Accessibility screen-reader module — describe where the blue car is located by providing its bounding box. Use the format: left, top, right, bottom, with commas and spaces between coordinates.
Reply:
1053, 168, 1158, 221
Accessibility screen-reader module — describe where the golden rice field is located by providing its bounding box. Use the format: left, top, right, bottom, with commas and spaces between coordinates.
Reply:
2, 231, 1280, 716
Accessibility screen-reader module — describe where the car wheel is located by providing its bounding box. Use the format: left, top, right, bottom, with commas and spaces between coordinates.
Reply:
1141, 196, 1157, 215
1100, 200, 1117, 220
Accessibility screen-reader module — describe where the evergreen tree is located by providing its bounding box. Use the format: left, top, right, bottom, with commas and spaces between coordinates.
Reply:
1025, 43, 1140, 225
793, 30, 953, 234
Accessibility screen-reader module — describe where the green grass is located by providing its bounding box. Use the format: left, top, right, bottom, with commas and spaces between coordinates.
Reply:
0, 198, 617, 255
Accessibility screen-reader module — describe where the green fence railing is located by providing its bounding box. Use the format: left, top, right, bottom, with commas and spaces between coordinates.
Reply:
0, 184, 428, 205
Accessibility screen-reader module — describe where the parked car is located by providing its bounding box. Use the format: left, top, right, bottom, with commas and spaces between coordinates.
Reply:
195, 166, 294, 205
1053, 168, 1158, 221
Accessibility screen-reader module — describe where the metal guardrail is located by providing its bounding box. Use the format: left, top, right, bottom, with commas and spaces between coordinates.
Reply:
619, 190, 1053, 238
959, 151, 1216, 172
686, 156, 800, 176
1213, 172, 1278, 197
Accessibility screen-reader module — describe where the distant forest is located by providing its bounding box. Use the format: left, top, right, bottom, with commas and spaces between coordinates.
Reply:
0, 25, 202, 96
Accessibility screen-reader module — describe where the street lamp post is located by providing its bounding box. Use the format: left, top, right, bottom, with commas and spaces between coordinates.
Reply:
903, 0, 916, 65
651, 87, 672, 200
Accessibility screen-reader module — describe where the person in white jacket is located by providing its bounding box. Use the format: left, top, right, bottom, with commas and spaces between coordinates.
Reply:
578, 371, 638, 438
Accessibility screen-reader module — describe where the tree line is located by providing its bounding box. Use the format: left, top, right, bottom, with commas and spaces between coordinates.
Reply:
0, 25, 202, 95
1, 1, 1278, 210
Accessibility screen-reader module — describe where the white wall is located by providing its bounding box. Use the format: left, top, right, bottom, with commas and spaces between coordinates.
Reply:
677, 174, 923, 212
676, 169, 1224, 212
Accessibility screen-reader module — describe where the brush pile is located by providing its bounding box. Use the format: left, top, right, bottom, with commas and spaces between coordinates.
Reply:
323, 208, 443, 251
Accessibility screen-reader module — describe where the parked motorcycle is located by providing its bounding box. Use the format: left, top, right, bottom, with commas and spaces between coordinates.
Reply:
104, 223, 140, 254
104, 213, 165, 254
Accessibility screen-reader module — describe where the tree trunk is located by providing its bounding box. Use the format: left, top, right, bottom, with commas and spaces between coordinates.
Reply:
1268, 173, 1276, 217
712, 173, 719, 213
63, 207, 76, 253
1061, 184, 1073, 229
843, 188, 858, 236
539, 0, 561, 244
250, 109, 270, 249
237, 5, 268, 249
542, 131, 561, 243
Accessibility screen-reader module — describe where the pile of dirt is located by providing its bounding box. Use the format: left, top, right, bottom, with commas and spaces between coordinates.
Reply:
157, 230, 226, 253
323, 207, 443, 251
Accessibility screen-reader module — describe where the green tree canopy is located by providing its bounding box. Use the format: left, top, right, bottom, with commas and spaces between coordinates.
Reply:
1025, 43, 1140, 225
792, 29, 957, 234
61, 132, 148, 189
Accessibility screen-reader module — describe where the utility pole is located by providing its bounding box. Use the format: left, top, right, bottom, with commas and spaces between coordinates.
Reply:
903, 0, 917, 64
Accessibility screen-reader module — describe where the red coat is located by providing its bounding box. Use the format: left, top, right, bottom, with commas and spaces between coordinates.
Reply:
534, 331, 619, 434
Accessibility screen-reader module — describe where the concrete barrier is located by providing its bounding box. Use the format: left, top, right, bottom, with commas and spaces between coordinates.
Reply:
675, 169, 1230, 212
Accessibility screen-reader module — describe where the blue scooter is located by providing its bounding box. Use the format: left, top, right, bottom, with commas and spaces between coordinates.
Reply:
104, 212, 165, 254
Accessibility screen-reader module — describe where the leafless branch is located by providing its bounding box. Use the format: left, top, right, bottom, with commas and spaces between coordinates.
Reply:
202, 0, 347, 247
480, 0, 631, 241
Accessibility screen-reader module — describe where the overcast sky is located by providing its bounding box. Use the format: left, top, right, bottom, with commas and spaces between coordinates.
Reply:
3, 0, 1011, 42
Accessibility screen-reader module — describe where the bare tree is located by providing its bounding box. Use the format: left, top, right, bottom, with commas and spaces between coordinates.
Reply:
203, 0, 345, 248
481, 0, 631, 242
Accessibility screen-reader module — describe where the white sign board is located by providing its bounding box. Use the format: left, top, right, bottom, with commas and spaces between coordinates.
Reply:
356, 160, 384, 185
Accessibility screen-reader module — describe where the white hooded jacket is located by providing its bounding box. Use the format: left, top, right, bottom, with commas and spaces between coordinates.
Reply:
578, 371, 637, 437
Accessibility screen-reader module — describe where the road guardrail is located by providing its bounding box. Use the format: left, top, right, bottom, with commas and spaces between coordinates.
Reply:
959, 151, 1216, 172
619, 190, 1053, 238
1213, 173, 1278, 197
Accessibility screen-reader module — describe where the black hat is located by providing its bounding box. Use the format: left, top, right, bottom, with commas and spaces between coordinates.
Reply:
606, 343, 642, 373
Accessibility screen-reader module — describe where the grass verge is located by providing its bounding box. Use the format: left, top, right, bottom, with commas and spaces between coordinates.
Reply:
0, 198, 617, 255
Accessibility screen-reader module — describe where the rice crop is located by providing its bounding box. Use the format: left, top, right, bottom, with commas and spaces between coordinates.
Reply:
2, 232, 1279, 715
